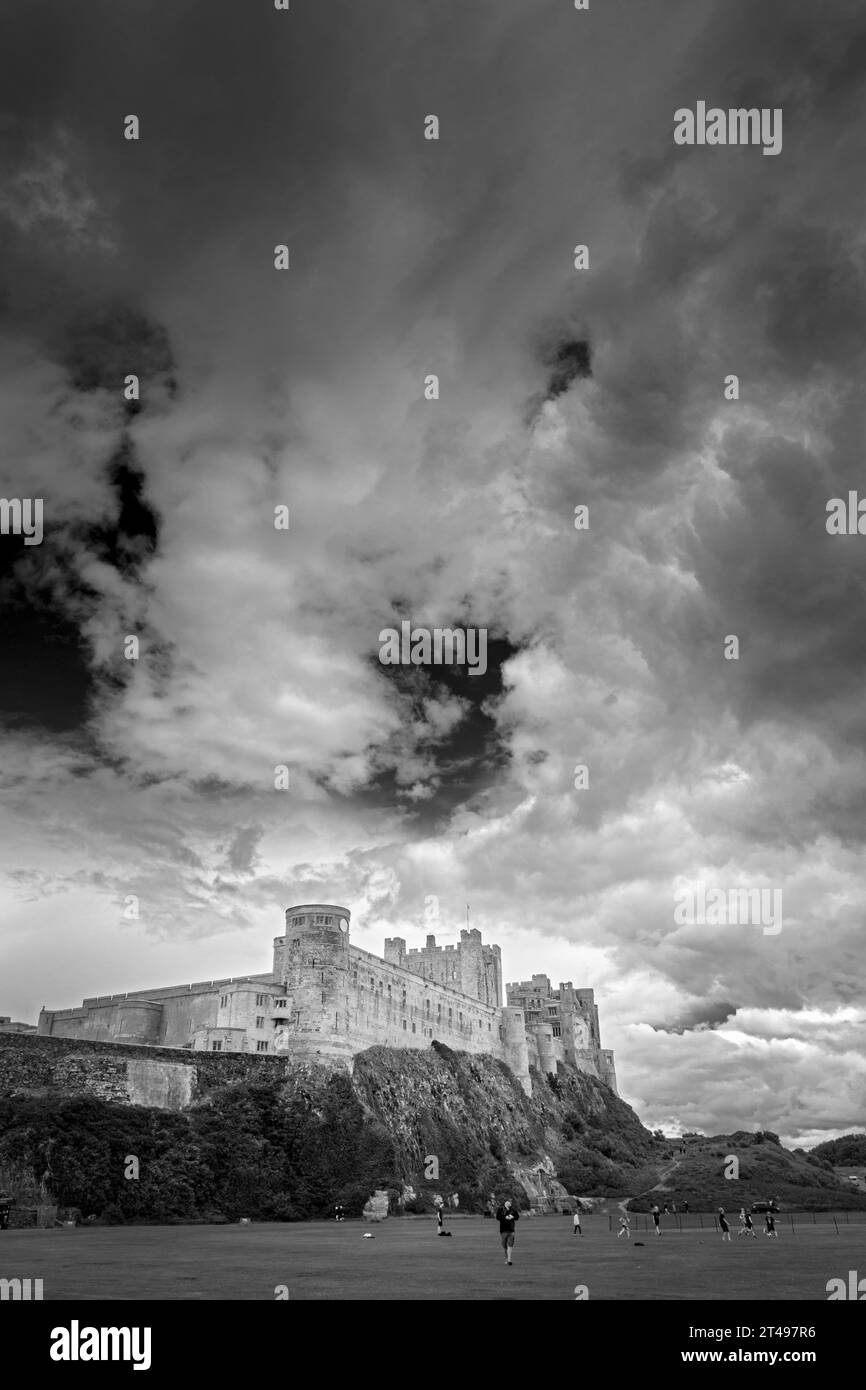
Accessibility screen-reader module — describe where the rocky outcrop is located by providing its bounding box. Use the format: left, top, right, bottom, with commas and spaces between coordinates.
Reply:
0, 1032, 659, 1216
350, 1041, 658, 1210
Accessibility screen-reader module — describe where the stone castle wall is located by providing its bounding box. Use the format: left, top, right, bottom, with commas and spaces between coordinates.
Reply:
32, 902, 615, 1099
0, 1032, 295, 1110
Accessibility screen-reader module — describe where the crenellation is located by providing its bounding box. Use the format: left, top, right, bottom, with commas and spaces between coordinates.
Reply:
35, 901, 617, 1098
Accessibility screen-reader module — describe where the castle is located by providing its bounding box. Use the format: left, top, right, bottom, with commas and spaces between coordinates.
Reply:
36, 904, 617, 1097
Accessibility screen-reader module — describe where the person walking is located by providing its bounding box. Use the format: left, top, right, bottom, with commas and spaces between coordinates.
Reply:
0, 1192, 11, 1231
572, 1208, 583, 1237
651, 1203, 662, 1236
495, 1199, 520, 1266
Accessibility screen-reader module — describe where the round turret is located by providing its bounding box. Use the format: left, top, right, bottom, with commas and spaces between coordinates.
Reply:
280, 904, 352, 1060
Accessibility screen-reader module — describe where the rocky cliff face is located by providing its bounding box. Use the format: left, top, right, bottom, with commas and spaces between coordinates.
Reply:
349, 1042, 659, 1210
0, 1033, 660, 1218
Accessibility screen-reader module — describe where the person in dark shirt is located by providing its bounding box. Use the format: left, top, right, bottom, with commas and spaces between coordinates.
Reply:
495, 1199, 520, 1265
651, 1203, 661, 1235
718, 1207, 731, 1242
0, 1192, 11, 1231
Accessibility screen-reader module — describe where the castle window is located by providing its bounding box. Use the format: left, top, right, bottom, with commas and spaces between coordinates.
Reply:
553, 1026, 562, 1038
412, 1023, 416, 1033
256, 1016, 265, 1028
292, 939, 300, 950
274, 999, 287, 1009
437, 1003, 441, 1018
256, 994, 267, 1007
211, 1041, 222, 1052
448, 1008, 452, 1022
425, 999, 430, 1015
315, 915, 325, 924
387, 984, 392, 997
488, 1022, 491, 1031
402, 1019, 407, 1030
220, 995, 228, 1008
257, 1040, 268, 1052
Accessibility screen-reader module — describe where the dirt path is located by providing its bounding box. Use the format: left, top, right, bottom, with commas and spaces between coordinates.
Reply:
619, 1155, 684, 1214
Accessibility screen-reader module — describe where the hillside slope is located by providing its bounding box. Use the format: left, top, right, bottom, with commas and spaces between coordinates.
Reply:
1, 1043, 862, 1221
626, 1130, 866, 1213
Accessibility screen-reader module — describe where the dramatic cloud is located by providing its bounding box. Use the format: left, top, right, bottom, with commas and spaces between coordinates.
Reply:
1, 0, 865, 1145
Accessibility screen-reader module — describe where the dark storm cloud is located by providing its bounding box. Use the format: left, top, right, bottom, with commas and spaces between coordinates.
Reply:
543, 340, 592, 402
88, 437, 160, 575
656, 1001, 737, 1034
0, 300, 172, 732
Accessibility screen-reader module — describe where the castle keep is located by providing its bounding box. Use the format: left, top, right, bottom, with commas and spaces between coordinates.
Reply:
36, 904, 617, 1097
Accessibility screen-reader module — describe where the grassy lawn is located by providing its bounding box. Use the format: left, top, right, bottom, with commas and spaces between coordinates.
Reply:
2, 1214, 863, 1300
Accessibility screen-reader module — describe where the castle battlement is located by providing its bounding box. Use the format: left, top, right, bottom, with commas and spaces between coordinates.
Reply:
36, 902, 617, 1098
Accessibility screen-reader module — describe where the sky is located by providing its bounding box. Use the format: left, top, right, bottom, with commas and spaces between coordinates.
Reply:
1, 0, 865, 1147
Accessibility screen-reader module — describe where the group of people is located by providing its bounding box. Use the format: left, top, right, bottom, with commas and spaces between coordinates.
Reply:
616, 1203, 780, 1241
718, 1206, 778, 1240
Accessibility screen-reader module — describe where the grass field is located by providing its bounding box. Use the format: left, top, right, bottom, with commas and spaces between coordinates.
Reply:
2, 1215, 864, 1300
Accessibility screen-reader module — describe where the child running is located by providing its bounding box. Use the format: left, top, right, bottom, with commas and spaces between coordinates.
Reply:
617, 1214, 631, 1240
